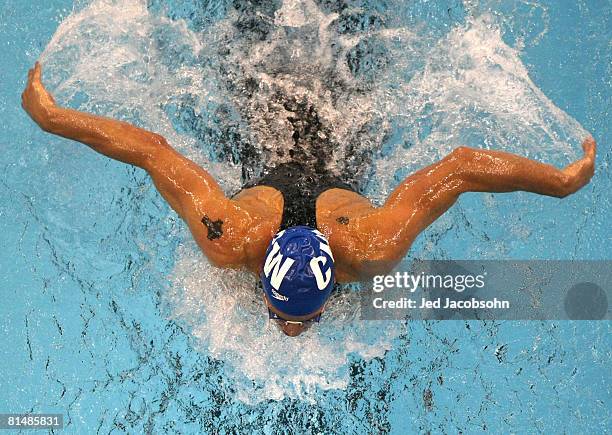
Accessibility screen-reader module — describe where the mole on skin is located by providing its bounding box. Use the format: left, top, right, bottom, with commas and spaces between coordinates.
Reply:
201, 215, 224, 240
336, 216, 349, 225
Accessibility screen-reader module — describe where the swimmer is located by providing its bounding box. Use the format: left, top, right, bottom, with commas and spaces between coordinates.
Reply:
22, 62, 596, 336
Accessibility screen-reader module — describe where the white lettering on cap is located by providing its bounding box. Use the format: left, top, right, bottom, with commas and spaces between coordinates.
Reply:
318, 240, 334, 261
312, 229, 328, 243
271, 288, 288, 301
311, 229, 334, 260
263, 241, 295, 291
310, 255, 332, 290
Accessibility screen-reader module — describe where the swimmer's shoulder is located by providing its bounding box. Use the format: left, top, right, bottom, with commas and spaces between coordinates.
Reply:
176, 185, 282, 272
233, 185, 284, 214
316, 188, 375, 225
315, 189, 376, 282
316, 189, 408, 282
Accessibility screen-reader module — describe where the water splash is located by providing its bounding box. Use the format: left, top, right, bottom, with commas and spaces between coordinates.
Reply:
166, 241, 398, 403
40, 0, 589, 402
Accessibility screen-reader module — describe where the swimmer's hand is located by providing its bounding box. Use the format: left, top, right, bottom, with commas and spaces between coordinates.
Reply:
560, 137, 596, 196
21, 62, 57, 131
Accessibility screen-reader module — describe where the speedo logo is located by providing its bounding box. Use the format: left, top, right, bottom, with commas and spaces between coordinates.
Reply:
263, 233, 334, 297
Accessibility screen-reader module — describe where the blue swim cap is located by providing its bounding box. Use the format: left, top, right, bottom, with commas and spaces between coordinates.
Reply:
261, 226, 335, 317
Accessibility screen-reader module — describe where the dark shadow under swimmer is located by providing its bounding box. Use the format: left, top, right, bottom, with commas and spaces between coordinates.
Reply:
23, 62, 596, 336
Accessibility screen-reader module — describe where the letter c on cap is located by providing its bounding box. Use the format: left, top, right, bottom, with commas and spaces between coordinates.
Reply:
310, 256, 332, 290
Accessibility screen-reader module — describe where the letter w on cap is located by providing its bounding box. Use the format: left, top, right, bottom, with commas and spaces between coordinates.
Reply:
263, 242, 295, 291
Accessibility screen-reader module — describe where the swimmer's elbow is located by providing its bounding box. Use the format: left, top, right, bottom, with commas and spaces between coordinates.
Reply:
200, 241, 249, 270
347, 229, 412, 279
149, 133, 172, 150
140, 134, 173, 169
205, 250, 246, 270
353, 251, 402, 280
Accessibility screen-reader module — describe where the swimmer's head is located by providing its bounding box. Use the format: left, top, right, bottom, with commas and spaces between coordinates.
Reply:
260, 226, 335, 336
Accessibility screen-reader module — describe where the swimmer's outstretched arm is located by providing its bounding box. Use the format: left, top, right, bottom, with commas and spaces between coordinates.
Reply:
22, 62, 270, 268
333, 139, 595, 279
22, 62, 182, 169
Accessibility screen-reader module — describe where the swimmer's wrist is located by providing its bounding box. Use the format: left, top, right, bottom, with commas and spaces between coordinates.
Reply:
39, 106, 62, 132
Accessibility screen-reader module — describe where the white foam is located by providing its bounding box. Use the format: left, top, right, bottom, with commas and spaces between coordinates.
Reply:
274, 0, 322, 28
41, 0, 242, 189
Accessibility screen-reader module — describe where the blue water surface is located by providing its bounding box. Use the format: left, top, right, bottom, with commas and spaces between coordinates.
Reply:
0, 0, 610, 433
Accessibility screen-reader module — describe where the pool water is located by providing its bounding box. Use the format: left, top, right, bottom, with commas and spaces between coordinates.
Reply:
0, 0, 610, 432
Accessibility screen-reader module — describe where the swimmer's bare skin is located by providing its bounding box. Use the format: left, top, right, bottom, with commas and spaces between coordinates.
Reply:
23, 62, 596, 284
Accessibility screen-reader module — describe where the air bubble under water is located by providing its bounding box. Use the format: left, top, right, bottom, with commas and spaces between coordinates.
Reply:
40, 0, 588, 402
